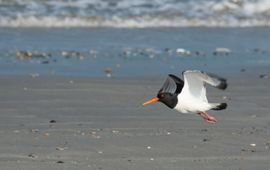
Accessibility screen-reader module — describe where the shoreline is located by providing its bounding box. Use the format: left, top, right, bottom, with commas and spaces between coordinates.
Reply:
1, 27, 270, 78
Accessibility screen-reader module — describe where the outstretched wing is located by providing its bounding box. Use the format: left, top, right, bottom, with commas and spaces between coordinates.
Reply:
182, 70, 227, 102
159, 74, 184, 94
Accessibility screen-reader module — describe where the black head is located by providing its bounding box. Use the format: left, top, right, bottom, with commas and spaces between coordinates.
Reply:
157, 92, 178, 109
143, 74, 183, 108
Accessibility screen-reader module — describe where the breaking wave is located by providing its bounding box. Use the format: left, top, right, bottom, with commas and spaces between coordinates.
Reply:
0, 0, 270, 27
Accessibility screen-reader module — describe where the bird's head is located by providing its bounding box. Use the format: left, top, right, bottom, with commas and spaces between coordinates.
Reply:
143, 74, 183, 109
143, 92, 178, 109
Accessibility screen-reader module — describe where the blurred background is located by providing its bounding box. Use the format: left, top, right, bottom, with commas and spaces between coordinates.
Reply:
1, 0, 270, 27
0, 0, 269, 77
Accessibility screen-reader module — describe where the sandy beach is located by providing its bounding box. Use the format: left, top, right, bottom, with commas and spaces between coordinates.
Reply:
1, 1, 270, 169
0, 71, 270, 170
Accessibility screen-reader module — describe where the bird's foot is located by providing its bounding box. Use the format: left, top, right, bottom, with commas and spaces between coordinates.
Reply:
197, 112, 217, 124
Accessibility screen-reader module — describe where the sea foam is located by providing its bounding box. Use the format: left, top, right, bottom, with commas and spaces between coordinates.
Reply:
0, 0, 270, 27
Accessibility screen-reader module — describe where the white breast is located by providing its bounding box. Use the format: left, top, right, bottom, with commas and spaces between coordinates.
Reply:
174, 93, 212, 114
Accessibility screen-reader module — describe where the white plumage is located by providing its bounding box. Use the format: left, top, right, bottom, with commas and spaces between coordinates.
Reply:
143, 70, 228, 124
175, 70, 226, 114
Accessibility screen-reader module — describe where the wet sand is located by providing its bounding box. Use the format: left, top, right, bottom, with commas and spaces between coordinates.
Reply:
1, 27, 270, 77
0, 72, 270, 170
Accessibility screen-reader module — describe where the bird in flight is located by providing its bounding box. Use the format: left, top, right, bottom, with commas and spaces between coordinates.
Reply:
143, 70, 227, 124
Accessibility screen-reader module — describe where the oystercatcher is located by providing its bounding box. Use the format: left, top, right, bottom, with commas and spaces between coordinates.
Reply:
143, 70, 227, 124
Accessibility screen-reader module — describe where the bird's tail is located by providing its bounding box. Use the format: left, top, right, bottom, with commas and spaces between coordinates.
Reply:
211, 103, 227, 110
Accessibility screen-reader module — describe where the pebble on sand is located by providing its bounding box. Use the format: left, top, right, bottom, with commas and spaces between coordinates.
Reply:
61, 51, 84, 60
122, 48, 132, 57
112, 130, 120, 134
214, 48, 231, 55
176, 48, 191, 55
202, 138, 210, 142
44, 132, 50, 137
265, 142, 270, 149
253, 48, 267, 54
30, 73, 40, 78
259, 74, 269, 79
56, 147, 68, 151
241, 148, 256, 153
240, 68, 246, 72
28, 153, 38, 159
250, 143, 256, 147
222, 96, 231, 101
16, 51, 32, 60
91, 132, 101, 139
50, 120, 56, 123
42, 60, 49, 64
31, 129, 39, 133
164, 48, 173, 55
104, 68, 112, 77
16, 50, 51, 60
89, 49, 98, 58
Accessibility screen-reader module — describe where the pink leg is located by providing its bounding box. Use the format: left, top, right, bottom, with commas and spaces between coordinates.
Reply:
197, 112, 217, 124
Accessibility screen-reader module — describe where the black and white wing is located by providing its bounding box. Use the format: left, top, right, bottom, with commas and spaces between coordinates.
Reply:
182, 70, 227, 102
158, 74, 184, 94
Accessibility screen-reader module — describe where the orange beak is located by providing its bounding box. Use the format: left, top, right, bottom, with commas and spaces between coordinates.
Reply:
143, 97, 159, 106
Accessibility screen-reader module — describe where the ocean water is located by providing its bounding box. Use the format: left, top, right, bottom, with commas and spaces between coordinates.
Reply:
0, 0, 270, 27
0, 27, 269, 77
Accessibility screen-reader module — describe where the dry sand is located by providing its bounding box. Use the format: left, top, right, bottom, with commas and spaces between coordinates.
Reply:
0, 73, 270, 170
